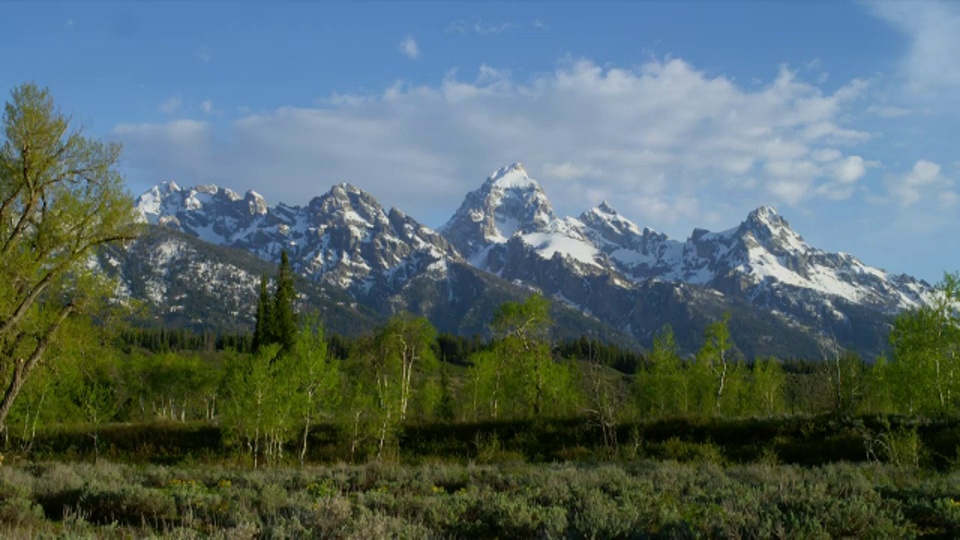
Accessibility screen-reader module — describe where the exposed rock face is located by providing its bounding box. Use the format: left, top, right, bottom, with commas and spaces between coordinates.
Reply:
440, 165, 932, 357
130, 164, 933, 358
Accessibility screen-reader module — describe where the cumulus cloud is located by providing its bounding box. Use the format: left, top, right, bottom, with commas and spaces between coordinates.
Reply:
399, 36, 420, 59
888, 159, 953, 206
835, 156, 867, 184
116, 57, 875, 232
201, 100, 213, 114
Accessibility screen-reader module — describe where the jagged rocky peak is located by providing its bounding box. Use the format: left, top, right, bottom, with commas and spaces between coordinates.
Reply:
308, 182, 388, 228
580, 201, 643, 233
744, 205, 790, 230
578, 200, 650, 247
244, 189, 268, 215
442, 163, 557, 259
737, 204, 806, 254
485, 162, 535, 189
483, 163, 555, 232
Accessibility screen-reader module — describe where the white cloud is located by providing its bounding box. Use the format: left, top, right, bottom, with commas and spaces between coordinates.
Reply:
835, 155, 867, 184
158, 96, 182, 114
197, 48, 212, 63
399, 36, 420, 60
117, 57, 877, 233
114, 120, 213, 185
867, 1, 960, 94
201, 100, 213, 114
889, 159, 950, 206
544, 162, 588, 180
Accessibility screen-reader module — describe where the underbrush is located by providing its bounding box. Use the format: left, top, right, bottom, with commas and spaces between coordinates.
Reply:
14, 414, 960, 470
1, 415, 958, 536
0, 460, 959, 538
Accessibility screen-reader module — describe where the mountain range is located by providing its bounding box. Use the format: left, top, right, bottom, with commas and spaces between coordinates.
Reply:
121, 163, 933, 358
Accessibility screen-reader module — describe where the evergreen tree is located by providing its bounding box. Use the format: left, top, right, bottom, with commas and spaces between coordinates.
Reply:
273, 250, 298, 353
253, 275, 270, 352
252, 250, 298, 354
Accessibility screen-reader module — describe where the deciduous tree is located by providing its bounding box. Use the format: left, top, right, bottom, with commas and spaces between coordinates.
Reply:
0, 83, 139, 430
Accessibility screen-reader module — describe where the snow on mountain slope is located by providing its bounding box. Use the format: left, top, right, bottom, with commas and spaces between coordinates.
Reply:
444, 164, 931, 314
441, 163, 556, 260
441, 163, 934, 356
135, 181, 459, 300
130, 163, 934, 358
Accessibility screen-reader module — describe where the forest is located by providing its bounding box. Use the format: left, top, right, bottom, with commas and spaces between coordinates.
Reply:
3, 83, 960, 537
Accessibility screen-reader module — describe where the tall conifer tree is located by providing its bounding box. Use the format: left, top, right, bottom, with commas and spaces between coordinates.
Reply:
273, 250, 298, 353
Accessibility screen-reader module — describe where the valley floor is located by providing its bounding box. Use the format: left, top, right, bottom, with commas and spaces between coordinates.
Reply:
0, 459, 958, 538
2, 415, 960, 538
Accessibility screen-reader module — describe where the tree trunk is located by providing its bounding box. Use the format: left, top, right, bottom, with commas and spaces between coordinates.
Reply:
300, 417, 311, 466
0, 304, 72, 431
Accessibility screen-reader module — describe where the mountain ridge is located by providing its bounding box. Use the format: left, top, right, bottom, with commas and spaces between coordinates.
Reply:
128, 165, 933, 358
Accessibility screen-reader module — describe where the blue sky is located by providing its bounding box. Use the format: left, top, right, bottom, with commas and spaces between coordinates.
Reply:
1, 1, 957, 282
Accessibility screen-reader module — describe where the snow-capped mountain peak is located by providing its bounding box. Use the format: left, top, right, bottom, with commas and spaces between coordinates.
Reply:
486, 162, 535, 189
737, 205, 807, 257
135, 180, 460, 297
441, 163, 556, 261
580, 201, 644, 239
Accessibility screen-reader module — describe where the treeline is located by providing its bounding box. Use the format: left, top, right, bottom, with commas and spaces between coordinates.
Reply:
118, 327, 255, 354
6, 263, 958, 467
118, 328, 637, 370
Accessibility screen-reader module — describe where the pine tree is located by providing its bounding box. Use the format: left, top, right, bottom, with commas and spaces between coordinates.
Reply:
252, 250, 298, 354
253, 275, 270, 353
273, 250, 298, 353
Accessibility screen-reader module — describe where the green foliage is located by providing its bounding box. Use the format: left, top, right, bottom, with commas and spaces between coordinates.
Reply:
555, 335, 644, 374
378, 312, 438, 423
219, 345, 296, 467
9, 459, 960, 538
0, 83, 139, 429
471, 294, 582, 419
862, 355, 896, 414
635, 325, 690, 418
253, 250, 298, 354
252, 275, 270, 353
749, 357, 786, 416
890, 272, 960, 415
272, 250, 298, 353
693, 314, 742, 417
280, 315, 341, 464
